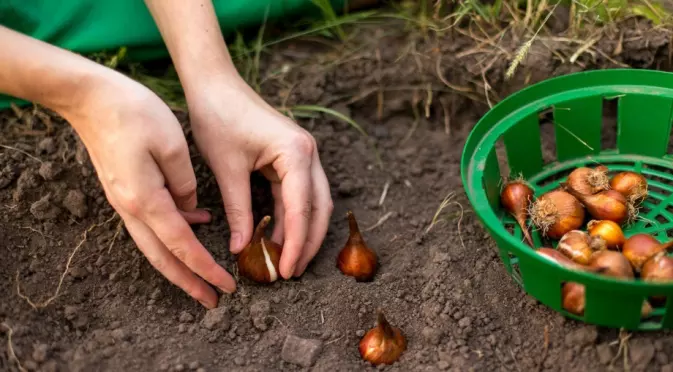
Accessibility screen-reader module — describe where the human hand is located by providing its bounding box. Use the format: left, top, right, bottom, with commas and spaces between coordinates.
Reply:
65, 75, 236, 309
185, 76, 334, 280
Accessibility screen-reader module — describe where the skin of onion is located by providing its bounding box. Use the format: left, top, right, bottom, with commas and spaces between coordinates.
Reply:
531, 190, 585, 240
587, 220, 625, 250
622, 234, 673, 272
500, 181, 534, 247
588, 250, 634, 279
641, 253, 673, 302
359, 312, 407, 365
558, 230, 595, 265
610, 171, 648, 202
566, 166, 609, 196
572, 189, 628, 225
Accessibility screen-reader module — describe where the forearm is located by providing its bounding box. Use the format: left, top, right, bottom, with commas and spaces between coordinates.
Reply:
144, 0, 243, 96
0, 26, 114, 117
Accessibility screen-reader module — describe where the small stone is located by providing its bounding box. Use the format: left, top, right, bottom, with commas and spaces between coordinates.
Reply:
629, 338, 655, 368
281, 335, 323, 367
179, 311, 194, 323
196, 369, 206, 372
174, 364, 185, 372
32, 343, 48, 362
37, 138, 56, 154
30, 195, 61, 220
421, 327, 443, 345
458, 317, 471, 328
103, 347, 116, 358
356, 330, 365, 337
437, 360, 450, 370
63, 189, 88, 218
596, 343, 613, 364
250, 300, 271, 331
337, 179, 363, 197
234, 356, 245, 366
111, 328, 129, 341
150, 288, 162, 300
201, 306, 230, 331
69, 266, 88, 279
564, 327, 598, 348
128, 285, 137, 295
38, 162, 62, 181
188, 361, 199, 370
178, 324, 186, 333
24, 360, 38, 371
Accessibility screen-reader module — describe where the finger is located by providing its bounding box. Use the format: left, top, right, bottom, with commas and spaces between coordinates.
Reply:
142, 189, 237, 294
120, 211, 219, 308
180, 209, 212, 225
270, 182, 285, 244
152, 138, 198, 212
279, 163, 313, 279
294, 157, 333, 276
214, 165, 253, 254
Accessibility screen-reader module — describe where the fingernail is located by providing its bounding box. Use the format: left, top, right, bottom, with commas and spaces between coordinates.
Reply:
219, 284, 236, 294
198, 300, 212, 309
286, 264, 297, 279
230, 233, 242, 253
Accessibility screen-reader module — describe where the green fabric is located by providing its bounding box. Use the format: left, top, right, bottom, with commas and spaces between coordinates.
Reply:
0, 0, 346, 109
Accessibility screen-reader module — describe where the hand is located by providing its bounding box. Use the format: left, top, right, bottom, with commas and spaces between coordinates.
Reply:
66, 76, 237, 309
185, 77, 334, 279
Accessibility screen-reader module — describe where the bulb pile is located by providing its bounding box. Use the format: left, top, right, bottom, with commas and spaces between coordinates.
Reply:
500, 166, 673, 317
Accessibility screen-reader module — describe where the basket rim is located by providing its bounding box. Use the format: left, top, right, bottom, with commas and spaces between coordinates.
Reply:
460, 68, 673, 292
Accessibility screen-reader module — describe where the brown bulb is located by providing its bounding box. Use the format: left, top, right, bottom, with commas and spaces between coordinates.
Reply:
564, 185, 631, 225
610, 171, 648, 203
359, 309, 406, 365
500, 180, 534, 247
587, 220, 625, 250
587, 250, 634, 279
557, 230, 606, 265
237, 216, 282, 284
562, 282, 652, 318
565, 165, 609, 196
622, 234, 673, 272
337, 211, 377, 281
536, 248, 605, 273
641, 252, 673, 302
531, 190, 585, 239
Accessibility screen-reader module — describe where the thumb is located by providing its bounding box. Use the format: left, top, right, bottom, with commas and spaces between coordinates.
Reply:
214, 166, 253, 254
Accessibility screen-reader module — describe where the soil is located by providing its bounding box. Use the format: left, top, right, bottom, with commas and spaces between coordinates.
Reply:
2, 13, 673, 372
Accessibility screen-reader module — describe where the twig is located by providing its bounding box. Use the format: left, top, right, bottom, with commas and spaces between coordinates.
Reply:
107, 219, 125, 254
440, 99, 451, 136
537, 325, 550, 371
325, 335, 345, 345
16, 213, 118, 309
364, 212, 393, 232
1, 322, 27, 372
0, 144, 42, 164
378, 181, 391, 206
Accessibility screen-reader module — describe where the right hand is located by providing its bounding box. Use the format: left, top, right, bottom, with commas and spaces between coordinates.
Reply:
64, 74, 236, 309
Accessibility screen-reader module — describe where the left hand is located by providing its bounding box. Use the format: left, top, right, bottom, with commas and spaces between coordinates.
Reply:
185, 76, 334, 279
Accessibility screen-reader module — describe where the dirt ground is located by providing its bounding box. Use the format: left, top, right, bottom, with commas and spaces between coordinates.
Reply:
2, 13, 673, 372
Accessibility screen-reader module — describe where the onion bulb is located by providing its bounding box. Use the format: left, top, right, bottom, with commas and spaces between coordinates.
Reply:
562, 282, 652, 318
610, 171, 648, 203
587, 220, 625, 250
359, 309, 407, 365
557, 230, 606, 265
237, 216, 282, 284
337, 211, 378, 281
587, 250, 634, 279
530, 190, 585, 239
622, 234, 673, 272
565, 165, 609, 196
564, 186, 632, 225
500, 180, 534, 247
641, 252, 673, 302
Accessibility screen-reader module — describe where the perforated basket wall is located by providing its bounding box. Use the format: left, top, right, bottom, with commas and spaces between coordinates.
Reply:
461, 69, 673, 331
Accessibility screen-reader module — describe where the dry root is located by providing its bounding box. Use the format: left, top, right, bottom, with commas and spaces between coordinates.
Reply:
1, 322, 26, 372
587, 168, 609, 193
529, 198, 557, 237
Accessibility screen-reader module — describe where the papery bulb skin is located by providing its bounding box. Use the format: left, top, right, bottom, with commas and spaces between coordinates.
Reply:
337, 211, 377, 282
610, 171, 648, 203
622, 234, 673, 272
500, 180, 534, 247
237, 216, 282, 284
587, 220, 625, 250
565, 165, 609, 196
557, 230, 606, 265
588, 250, 634, 279
530, 190, 585, 239
358, 310, 406, 365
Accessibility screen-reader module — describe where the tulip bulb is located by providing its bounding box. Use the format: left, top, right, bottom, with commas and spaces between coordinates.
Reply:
564, 185, 632, 225
236, 216, 281, 284
359, 309, 406, 365
622, 234, 673, 272
557, 230, 606, 265
565, 165, 609, 196
530, 190, 585, 239
500, 180, 534, 247
536, 248, 606, 273
610, 171, 648, 203
641, 252, 673, 302
562, 282, 652, 318
587, 220, 625, 250
587, 250, 634, 279
337, 211, 377, 281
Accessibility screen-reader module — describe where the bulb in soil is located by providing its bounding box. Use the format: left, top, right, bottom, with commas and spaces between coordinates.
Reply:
500, 180, 535, 247
610, 171, 648, 203
337, 211, 377, 281
622, 234, 673, 272
236, 216, 282, 284
557, 230, 607, 265
587, 220, 625, 250
530, 190, 585, 239
359, 309, 406, 365
565, 165, 609, 196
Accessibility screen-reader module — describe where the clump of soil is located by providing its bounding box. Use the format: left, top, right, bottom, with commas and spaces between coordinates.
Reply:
2, 16, 673, 372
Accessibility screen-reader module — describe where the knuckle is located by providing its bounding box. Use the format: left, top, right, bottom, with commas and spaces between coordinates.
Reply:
161, 140, 189, 163
145, 253, 168, 274
117, 191, 142, 217
326, 199, 335, 214
168, 243, 190, 263
291, 132, 316, 157
173, 179, 197, 199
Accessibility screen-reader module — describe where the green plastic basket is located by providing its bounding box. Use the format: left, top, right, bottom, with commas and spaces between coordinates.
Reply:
461, 69, 673, 331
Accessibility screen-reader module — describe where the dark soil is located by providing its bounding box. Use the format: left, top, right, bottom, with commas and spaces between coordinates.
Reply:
2, 15, 673, 372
